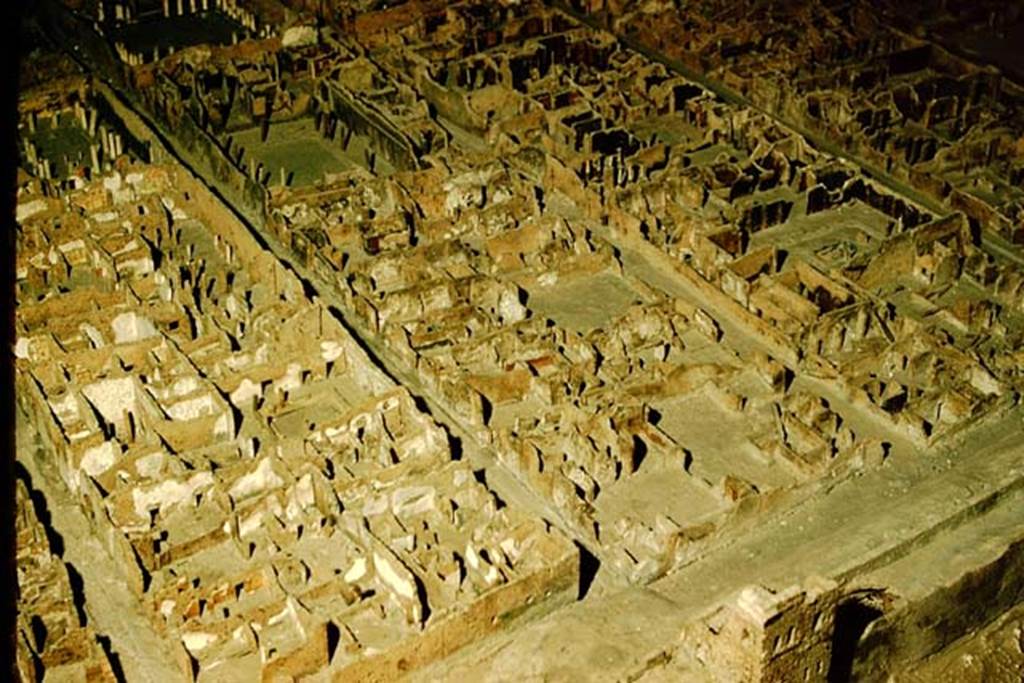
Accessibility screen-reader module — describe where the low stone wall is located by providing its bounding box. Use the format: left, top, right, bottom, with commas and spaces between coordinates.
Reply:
333, 547, 579, 682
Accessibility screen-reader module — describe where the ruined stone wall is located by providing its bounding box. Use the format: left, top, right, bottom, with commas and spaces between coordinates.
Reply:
852, 537, 1024, 679
324, 84, 420, 170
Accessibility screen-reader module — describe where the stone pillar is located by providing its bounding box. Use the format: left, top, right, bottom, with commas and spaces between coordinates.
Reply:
163, 0, 170, 17
176, 0, 183, 16
90, 143, 101, 169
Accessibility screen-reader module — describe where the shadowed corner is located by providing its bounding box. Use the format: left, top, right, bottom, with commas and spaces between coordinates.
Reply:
576, 541, 600, 600
827, 595, 885, 683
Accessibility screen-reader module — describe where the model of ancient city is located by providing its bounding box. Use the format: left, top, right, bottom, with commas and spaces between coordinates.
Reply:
13, 0, 1024, 680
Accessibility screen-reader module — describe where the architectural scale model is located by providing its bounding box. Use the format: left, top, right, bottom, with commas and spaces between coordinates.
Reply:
13, 0, 1024, 680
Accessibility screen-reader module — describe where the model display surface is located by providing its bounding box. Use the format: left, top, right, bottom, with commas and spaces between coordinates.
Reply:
14, 1, 1024, 680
